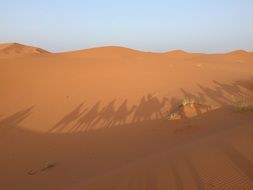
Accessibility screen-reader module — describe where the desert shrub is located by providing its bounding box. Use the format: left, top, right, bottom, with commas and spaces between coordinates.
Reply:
168, 110, 181, 120
181, 97, 195, 106
233, 97, 253, 112
167, 97, 211, 120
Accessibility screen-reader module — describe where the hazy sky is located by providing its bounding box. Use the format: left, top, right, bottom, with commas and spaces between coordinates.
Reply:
0, 0, 253, 53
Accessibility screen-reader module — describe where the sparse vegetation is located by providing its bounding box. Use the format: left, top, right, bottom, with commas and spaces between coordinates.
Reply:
167, 97, 210, 120
232, 97, 253, 112
181, 97, 195, 107
168, 110, 181, 120
167, 97, 194, 120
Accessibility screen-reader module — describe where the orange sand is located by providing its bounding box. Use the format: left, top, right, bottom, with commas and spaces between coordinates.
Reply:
0, 43, 253, 189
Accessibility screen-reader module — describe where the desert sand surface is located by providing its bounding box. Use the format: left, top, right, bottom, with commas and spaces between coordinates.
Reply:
0, 43, 253, 190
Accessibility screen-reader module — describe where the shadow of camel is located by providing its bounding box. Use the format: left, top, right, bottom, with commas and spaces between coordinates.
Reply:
49, 94, 169, 133
48, 103, 84, 133
48, 79, 253, 133
71, 101, 101, 132
132, 94, 168, 123
235, 78, 253, 91
1, 104, 253, 190
110, 99, 136, 126
0, 106, 34, 128
92, 99, 117, 129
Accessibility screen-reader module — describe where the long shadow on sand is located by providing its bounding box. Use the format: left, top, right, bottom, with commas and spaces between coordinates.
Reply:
197, 78, 253, 106
1, 104, 253, 190
48, 93, 170, 133
48, 103, 85, 133
46, 78, 253, 133
0, 106, 34, 128
0, 79, 252, 190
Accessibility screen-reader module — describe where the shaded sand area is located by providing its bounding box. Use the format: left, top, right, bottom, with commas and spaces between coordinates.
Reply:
0, 43, 253, 189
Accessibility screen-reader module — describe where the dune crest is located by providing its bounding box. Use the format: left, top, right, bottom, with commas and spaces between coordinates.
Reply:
228, 50, 249, 55
1, 42, 252, 60
0, 43, 50, 58
164, 50, 204, 59
166, 50, 189, 55
60, 46, 150, 59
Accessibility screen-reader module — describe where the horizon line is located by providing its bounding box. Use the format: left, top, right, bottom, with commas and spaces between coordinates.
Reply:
1, 42, 252, 55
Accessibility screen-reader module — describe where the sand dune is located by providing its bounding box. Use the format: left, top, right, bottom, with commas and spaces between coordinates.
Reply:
228, 50, 251, 56
0, 43, 49, 58
0, 43, 253, 190
188, 50, 253, 63
61, 46, 145, 57
164, 50, 204, 60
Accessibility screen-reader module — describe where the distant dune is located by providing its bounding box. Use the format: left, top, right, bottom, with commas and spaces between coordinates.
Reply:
61, 46, 145, 56
1, 42, 252, 60
0, 42, 253, 190
0, 43, 50, 58
164, 50, 205, 59
228, 50, 250, 56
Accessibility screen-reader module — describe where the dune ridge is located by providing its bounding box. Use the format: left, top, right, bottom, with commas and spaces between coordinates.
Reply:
1, 42, 253, 59
0, 43, 50, 58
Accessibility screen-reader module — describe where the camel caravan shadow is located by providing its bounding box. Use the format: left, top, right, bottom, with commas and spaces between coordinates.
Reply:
48, 94, 169, 133
0, 106, 34, 129
48, 78, 253, 133
0, 78, 252, 134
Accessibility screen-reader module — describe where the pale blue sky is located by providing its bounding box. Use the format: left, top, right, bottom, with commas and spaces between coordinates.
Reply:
0, 0, 253, 53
